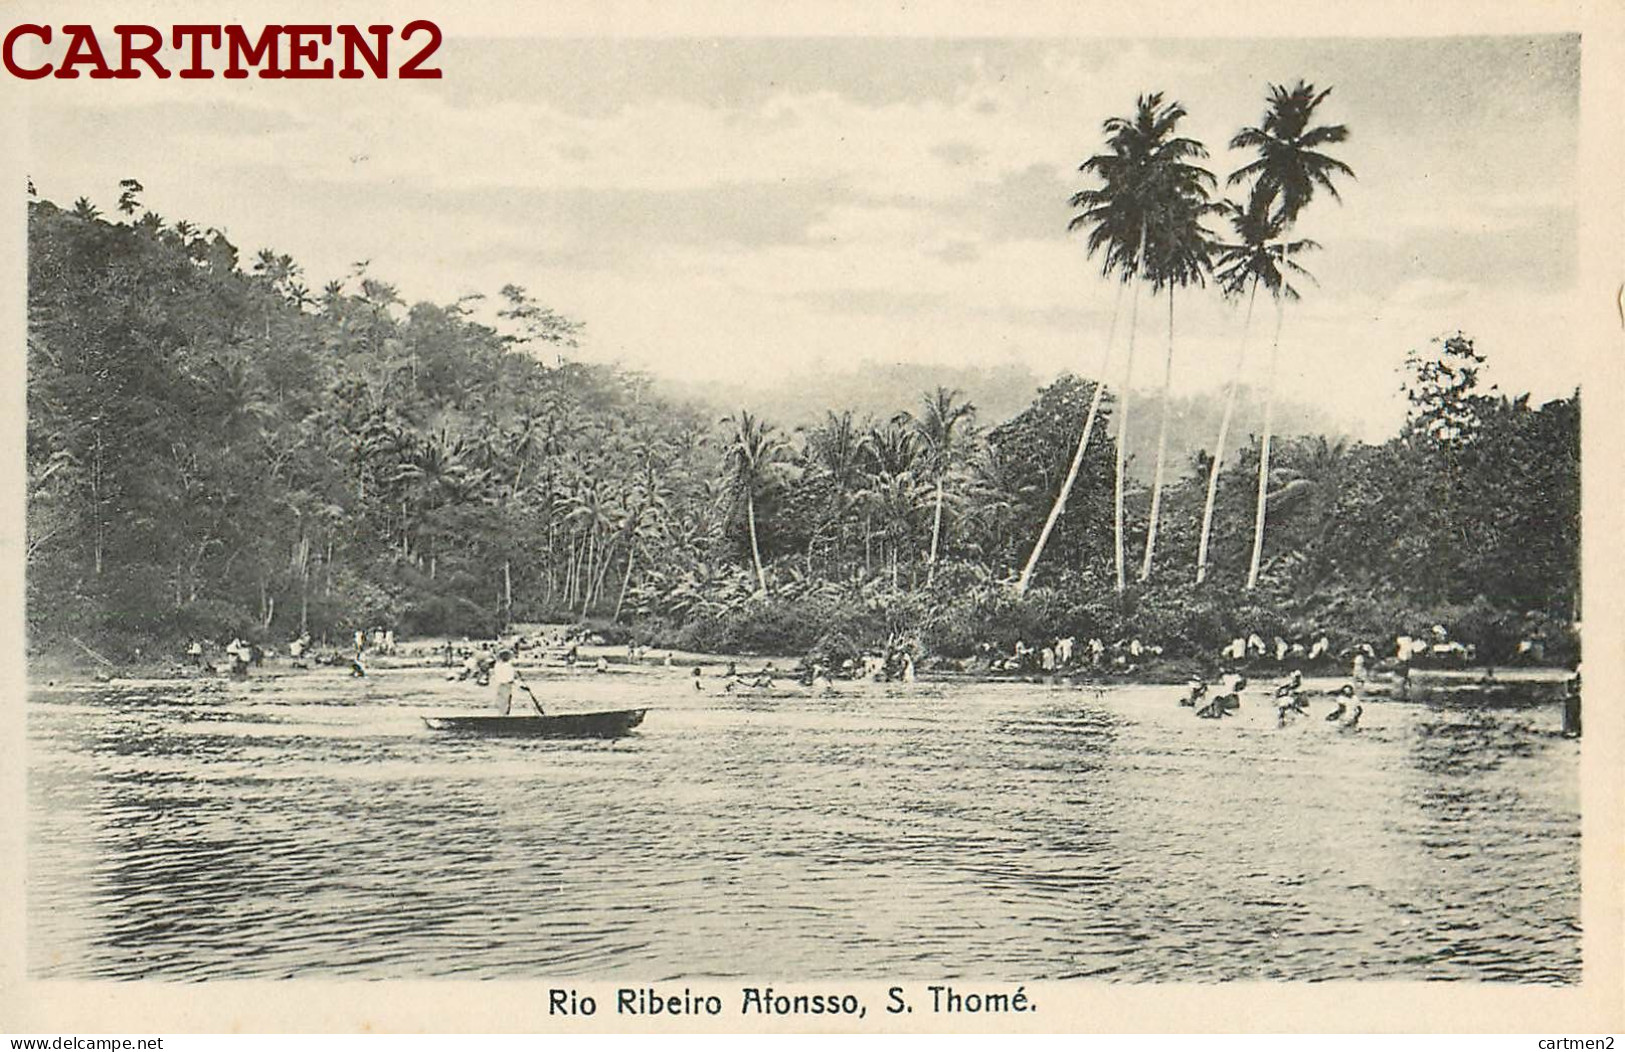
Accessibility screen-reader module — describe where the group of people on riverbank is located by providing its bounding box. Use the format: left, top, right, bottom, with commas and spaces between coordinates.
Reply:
164, 618, 1575, 737
182, 628, 373, 679
1211, 622, 1558, 677
1219, 632, 1339, 667
972, 636, 1166, 677
352, 627, 397, 655
164, 607, 1575, 693
184, 636, 266, 678
1209, 625, 1497, 680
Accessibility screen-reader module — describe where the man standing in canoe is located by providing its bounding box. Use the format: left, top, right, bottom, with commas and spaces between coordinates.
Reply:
492, 649, 543, 715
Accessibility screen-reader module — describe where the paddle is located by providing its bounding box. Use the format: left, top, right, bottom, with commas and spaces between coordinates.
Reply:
521, 682, 546, 715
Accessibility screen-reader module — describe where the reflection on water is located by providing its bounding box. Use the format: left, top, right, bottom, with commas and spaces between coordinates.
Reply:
28, 669, 1579, 982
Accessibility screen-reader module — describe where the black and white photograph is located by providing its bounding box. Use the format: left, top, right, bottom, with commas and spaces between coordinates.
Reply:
3, 1, 1621, 1036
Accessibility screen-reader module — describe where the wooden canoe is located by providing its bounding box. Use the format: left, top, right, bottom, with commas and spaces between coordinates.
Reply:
423, 708, 647, 738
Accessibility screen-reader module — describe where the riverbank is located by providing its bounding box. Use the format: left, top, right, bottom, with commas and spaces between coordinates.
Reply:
26, 637, 1578, 698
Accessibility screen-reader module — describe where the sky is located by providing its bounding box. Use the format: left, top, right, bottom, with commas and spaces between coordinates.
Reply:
20, 30, 1583, 439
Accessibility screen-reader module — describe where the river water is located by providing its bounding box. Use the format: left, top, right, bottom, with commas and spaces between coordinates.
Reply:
27, 665, 1579, 982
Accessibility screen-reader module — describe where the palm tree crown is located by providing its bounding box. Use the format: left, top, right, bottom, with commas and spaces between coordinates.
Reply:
901, 387, 977, 585
1227, 80, 1354, 225
1212, 194, 1320, 302
908, 387, 977, 472
723, 411, 787, 496
862, 420, 921, 480
806, 410, 865, 491
1070, 92, 1218, 287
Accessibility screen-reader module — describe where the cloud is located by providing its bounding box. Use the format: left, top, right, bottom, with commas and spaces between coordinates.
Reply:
24, 34, 1584, 442
1315, 206, 1576, 303
930, 141, 986, 167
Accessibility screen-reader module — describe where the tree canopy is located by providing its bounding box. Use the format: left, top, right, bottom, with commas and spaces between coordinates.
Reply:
27, 189, 1579, 667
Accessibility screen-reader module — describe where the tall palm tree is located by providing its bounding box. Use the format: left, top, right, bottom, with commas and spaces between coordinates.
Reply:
1068, 92, 1212, 591
613, 462, 672, 620
857, 420, 922, 576
804, 409, 867, 573
563, 479, 614, 615
807, 410, 864, 487
1136, 139, 1217, 582
857, 469, 928, 590
1195, 194, 1318, 584
1228, 80, 1353, 589
1016, 281, 1124, 595
722, 410, 789, 595
394, 427, 492, 572
904, 387, 977, 587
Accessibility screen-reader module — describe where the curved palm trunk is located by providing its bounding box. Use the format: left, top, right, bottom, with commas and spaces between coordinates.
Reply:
926, 477, 944, 586
1139, 286, 1178, 582
592, 537, 619, 607
580, 548, 595, 619
1196, 278, 1260, 584
503, 559, 513, 631
579, 533, 596, 617
1016, 281, 1125, 595
1113, 278, 1145, 593
747, 493, 767, 595
294, 532, 311, 635
614, 542, 635, 620
1246, 293, 1288, 590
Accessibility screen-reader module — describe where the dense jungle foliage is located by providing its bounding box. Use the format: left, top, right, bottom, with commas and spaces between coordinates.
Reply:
25, 187, 1579, 669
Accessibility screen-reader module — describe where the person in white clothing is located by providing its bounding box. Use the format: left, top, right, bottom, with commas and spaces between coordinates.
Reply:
491, 650, 539, 715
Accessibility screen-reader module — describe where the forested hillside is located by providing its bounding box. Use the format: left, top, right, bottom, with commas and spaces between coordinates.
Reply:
26, 189, 1580, 666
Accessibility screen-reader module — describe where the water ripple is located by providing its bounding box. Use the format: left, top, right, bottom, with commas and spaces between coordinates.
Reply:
28, 673, 1579, 982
